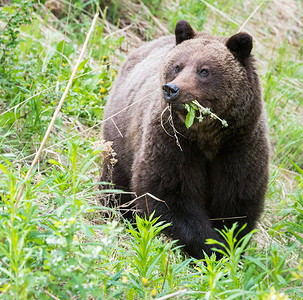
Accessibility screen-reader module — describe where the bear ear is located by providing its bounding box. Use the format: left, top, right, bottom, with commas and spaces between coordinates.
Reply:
175, 20, 196, 45
226, 32, 253, 62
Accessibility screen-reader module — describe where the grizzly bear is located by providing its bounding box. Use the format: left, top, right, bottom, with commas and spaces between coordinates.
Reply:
102, 20, 270, 259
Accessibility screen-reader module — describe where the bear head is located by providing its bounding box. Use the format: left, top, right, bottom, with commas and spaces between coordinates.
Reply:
161, 20, 262, 132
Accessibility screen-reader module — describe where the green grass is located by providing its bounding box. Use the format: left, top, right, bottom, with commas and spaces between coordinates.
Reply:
0, 0, 303, 299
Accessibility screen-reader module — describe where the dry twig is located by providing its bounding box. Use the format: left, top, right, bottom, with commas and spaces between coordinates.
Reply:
14, 13, 100, 210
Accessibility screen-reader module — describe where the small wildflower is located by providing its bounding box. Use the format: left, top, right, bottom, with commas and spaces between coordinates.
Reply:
142, 277, 148, 287
122, 276, 128, 284
151, 289, 157, 298
99, 80, 104, 84
27, 84, 30, 88
69, 218, 75, 224
54, 220, 61, 227
44, 260, 50, 270
62, 63, 67, 67
73, 235, 78, 241
100, 87, 106, 93
263, 287, 289, 300
292, 259, 303, 280
101, 95, 105, 99
103, 55, 107, 60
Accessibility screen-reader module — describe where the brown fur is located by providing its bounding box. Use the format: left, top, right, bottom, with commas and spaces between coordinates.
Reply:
102, 20, 270, 259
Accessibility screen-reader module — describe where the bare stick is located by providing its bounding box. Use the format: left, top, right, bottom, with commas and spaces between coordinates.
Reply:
209, 216, 247, 221
14, 13, 100, 210
43, 289, 61, 300
199, 0, 259, 44
160, 105, 174, 138
139, 0, 169, 34
161, 248, 171, 292
118, 192, 169, 210
199, 0, 239, 26
111, 118, 124, 138
14, 89, 159, 164
156, 289, 188, 300
168, 105, 183, 151
0, 66, 108, 118
238, 1, 264, 32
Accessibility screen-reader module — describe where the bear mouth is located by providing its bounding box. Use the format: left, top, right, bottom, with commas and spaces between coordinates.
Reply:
169, 102, 188, 112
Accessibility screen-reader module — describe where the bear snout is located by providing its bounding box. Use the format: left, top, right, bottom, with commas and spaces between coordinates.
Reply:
162, 83, 180, 102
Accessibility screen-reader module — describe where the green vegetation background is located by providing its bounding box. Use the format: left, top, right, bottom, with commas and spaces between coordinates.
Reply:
0, 0, 302, 299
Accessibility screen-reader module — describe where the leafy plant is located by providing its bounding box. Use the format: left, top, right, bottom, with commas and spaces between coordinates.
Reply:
0, 0, 33, 66
184, 100, 228, 129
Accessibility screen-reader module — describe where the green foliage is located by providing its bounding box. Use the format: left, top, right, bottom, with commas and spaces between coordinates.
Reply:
0, 0, 33, 66
184, 100, 228, 129
0, 4, 122, 157
124, 214, 192, 299
281, 191, 303, 246
165, 0, 209, 32
0, 142, 123, 299
263, 43, 303, 169
0, 0, 302, 298
192, 224, 303, 299
127, 214, 171, 279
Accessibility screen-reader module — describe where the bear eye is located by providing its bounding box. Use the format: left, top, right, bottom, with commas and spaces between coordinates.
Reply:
174, 65, 181, 74
199, 69, 209, 77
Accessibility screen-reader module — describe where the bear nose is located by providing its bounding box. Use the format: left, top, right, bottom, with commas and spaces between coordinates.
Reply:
162, 83, 180, 101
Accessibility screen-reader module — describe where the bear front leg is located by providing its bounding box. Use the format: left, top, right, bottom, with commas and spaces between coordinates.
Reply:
132, 172, 226, 259
129, 124, 228, 259
159, 199, 226, 259
208, 144, 269, 245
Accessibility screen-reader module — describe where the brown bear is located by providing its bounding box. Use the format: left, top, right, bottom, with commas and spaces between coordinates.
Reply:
102, 20, 270, 259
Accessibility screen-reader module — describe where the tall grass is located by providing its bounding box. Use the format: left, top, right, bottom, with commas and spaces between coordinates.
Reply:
0, 0, 302, 299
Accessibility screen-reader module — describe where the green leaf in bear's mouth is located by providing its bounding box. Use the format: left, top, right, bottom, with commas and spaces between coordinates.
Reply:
184, 100, 228, 129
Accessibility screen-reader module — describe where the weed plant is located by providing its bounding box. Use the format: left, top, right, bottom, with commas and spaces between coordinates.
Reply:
0, 0, 302, 299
